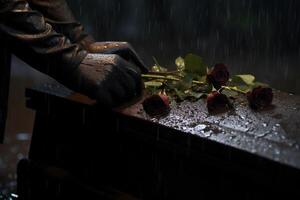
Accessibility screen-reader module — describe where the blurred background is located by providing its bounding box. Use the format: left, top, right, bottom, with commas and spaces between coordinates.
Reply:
1, 0, 300, 194
69, 0, 300, 93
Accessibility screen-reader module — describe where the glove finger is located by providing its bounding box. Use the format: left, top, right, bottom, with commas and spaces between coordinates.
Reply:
116, 69, 137, 99
110, 88, 126, 106
126, 48, 149, 73
117, 58, 143, 97
113, 47, 148, 73
123, 66, 143, 97
95, 88, 115, 107
107, 79, 128, 105
105, 63, 140, 106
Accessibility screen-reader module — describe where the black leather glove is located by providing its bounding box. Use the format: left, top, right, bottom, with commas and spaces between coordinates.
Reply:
0, 0, 144, 108
68, 54, 143, 107
87, 42, 149, 73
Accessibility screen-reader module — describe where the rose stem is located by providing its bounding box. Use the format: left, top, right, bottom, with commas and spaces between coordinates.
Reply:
142, 74, 205, 85
142, 74, 180, 81
221, 86, 248, 94
146, 71, 181, 76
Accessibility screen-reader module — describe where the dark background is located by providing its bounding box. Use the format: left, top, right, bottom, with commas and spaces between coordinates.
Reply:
1, 0, 300, 194
68, 0, 300, 94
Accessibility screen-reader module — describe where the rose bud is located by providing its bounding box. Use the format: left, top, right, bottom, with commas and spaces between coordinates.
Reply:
247, 86, 273, 110
207, 63, 230, 89
143, 94, 170, 117
207, 91, 232, 113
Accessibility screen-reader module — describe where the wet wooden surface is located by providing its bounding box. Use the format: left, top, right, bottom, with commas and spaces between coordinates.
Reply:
121, 93, 300, 169
27, 83, 300, 170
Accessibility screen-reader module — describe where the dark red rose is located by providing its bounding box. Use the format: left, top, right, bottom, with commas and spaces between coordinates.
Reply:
247, 86, 273, 109
207, 64, 230, 89
143, 94, 170, 117
207, 91, 232, 113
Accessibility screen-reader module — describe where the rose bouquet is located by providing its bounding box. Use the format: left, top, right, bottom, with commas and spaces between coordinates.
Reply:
142, 54, 273, 117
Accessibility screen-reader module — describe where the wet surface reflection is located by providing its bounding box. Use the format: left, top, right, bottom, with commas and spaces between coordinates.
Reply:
147, 92, 300, 167
121, 89, 300, 168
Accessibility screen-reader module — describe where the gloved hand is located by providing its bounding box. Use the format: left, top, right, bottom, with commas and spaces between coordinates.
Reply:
87, 42, 148, 73
67, 53, 143, 107
0, 0, 145, 108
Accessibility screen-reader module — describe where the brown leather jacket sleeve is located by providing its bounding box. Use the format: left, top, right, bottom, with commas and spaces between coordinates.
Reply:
0, 0, 87, 83
28, 0, 95, 49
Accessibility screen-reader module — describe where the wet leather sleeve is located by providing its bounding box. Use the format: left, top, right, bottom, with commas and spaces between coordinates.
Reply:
0, 0, 87, 82
27, 0, 95, 49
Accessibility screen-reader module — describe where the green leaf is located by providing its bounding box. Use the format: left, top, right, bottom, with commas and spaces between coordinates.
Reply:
222, 89, 239, 98
151, 57, 167, 72
197, 75, 207, 83
174, 88, 186, 101
231, 74, 255, 86
236, 85, 252, 93
175, 56, 185, 72
188, 91, 205, 99
160, 67, 168, 72
184, 54, 207, 76
205, 83, 213, 93
175, 74, 193, 91
151, 65, 161, 72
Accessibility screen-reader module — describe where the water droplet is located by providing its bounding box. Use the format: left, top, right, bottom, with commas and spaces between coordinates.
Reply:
287, 141, 296, 147
194, 124, 207, 132
274, 148, 280, 155
202, 130, 212, 138
251, 149, 257, 153
256, 132, 268, 138
229, 135, 236, 140
237, 127, 249, 132
262, 123, 267, 127
275, 123, 280, 127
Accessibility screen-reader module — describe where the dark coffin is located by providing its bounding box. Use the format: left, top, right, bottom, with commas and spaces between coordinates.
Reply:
18, 84, 300, 199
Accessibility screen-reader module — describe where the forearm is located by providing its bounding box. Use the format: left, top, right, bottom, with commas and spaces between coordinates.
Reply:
28, 0, 95, 49
0, 0, 87, 84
